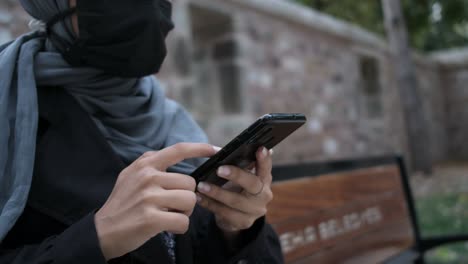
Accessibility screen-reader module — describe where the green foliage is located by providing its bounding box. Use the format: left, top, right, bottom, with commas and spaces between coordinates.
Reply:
416, 193, 468, 263
294, 0, 468, 51
416, 193, 468, 237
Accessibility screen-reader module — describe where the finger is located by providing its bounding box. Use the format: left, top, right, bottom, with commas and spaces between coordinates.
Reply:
139, 151, 159, 160
196, 194, 255, 231
156, 190, 197, 216
147, 143, 217, 170
157, 211, 190, 234
216, 165, 263, 195
197, 182, 265, 216
157, 172, 197, 191
256, 147, 273, 185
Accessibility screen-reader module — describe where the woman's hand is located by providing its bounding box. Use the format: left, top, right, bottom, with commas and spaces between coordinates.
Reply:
94, 143, 216, 260
196, 147, 274, 234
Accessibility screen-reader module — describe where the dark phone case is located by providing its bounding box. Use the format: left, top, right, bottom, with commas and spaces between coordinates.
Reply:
191, 113, 307, 186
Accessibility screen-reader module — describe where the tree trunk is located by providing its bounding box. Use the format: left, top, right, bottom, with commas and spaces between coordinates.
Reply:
381, 0, 432, 173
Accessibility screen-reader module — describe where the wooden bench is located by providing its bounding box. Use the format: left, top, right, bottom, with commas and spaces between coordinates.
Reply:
267, 156, 468, 263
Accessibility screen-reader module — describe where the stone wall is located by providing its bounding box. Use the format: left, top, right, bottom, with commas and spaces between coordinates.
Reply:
163, 0, 456, 165
444, 67, 468, 159
0, 0, 465, 166
414, 56, 448, 163
0, 0, 30, 43
432, 49, 468, 160
164, 0, 449, 165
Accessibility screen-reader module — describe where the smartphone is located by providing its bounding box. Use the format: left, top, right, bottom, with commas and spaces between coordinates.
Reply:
191, 113, 307, 186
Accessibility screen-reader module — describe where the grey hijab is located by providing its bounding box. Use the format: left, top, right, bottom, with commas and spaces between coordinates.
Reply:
0, 0, 207, 241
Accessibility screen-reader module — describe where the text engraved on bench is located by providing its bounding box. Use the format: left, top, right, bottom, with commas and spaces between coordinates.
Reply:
280, 206, 383, 253
267, 165, 415, 264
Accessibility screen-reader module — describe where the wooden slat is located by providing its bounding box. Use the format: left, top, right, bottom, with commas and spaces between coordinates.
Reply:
267, 165, 415, 263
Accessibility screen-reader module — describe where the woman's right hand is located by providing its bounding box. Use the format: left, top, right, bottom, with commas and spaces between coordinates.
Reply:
94, 143, 217, 260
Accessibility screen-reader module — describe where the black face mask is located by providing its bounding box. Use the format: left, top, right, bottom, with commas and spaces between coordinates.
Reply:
47, 0, 174, 78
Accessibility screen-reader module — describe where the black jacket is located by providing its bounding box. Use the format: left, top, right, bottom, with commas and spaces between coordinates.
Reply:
0, 86, 283, 264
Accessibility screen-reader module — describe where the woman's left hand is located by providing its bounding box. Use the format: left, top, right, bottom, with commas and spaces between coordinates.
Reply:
196, 147, 274, 233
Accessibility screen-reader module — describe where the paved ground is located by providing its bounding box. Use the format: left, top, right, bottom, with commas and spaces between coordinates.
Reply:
411, 162, 468, 198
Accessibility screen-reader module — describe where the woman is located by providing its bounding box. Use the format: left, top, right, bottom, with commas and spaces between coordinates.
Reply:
0, 0, 283, 263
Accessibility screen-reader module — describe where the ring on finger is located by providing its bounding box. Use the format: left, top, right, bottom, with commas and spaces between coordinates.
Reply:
250, 181, 264, 196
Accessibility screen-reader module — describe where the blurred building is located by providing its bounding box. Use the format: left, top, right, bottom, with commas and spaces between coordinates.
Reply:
1, 0, 467, 166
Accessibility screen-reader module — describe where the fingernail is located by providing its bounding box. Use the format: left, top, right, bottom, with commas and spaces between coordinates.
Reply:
196, 194, 202, 203
269, 149, 274, 156
262, 147, 268, 158
217, 166, 231, 178
213, 146, 222, 152
198, 182, 211, 193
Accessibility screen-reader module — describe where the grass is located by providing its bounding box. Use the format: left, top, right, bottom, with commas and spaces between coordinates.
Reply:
416, 193, 468, 263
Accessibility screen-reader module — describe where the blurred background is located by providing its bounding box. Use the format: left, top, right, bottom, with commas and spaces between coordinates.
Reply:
1, 0, 468, 262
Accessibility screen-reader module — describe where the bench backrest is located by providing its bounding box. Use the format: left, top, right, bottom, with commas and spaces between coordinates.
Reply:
267, 157, 420, 264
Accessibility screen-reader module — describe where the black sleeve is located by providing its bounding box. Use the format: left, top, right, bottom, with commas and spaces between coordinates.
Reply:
191, 206, 284, 264
0, 213, 107, 264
